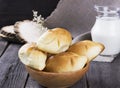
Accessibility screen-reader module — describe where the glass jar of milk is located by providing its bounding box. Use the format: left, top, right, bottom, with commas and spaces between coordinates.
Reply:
91, 5, 120, 62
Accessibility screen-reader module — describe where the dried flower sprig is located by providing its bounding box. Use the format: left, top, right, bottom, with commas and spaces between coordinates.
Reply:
32, 10, 48, 32
32, 10, 45, 24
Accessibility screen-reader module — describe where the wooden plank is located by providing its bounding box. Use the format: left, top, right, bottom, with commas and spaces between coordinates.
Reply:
71, 76, 88, 88
0, 43, 21, 63
25, 73, 87, 88
0, 62, 12, 87
0, 38, 8, 57
2, 61, 28, 88
86, 54, 120, 88
0, 43, 28, 88
25, 76, 44, 88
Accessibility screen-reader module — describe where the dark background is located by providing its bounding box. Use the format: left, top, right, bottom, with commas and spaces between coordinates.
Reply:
0, 0, 60, 28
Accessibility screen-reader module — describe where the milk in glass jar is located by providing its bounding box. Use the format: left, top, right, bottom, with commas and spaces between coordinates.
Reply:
91, 5, 120, 62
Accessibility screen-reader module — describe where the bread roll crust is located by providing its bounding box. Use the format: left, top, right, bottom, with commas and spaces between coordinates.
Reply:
18, 43, 47, 70
37, 28, 72, 54
67, 40, 105, 61
45, 52, 87, 73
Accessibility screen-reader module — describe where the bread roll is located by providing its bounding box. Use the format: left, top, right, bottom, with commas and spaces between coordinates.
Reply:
45, 52, 87, 73
37, 28, 72, 54
67, 40, 105, 61
18, 43, 47, 70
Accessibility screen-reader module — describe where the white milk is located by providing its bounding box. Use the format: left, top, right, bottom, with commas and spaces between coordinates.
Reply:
91, 17, 120, 62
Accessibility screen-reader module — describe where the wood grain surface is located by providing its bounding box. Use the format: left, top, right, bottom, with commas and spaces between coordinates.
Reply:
87, 55, 120, 88
1, 0, 120, 88
0, 38, 8, 56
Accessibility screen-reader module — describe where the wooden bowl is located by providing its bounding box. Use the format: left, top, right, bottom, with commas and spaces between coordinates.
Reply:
26, 62, 89, 88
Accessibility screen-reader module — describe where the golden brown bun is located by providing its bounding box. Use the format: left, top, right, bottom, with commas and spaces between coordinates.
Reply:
45, 52, 87, 73
67, 40, 105, 61
37, 28, 72, 54
18, 43, 47, 70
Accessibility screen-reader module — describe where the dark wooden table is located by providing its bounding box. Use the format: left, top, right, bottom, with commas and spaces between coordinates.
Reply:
0, 37, 120, 88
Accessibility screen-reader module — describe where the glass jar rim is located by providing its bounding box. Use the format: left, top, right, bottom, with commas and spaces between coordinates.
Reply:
94, 5, 120, 17
95, 5, 120, 13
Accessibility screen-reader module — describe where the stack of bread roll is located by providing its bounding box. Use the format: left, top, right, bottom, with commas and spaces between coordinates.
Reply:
18, 28, 104, 73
